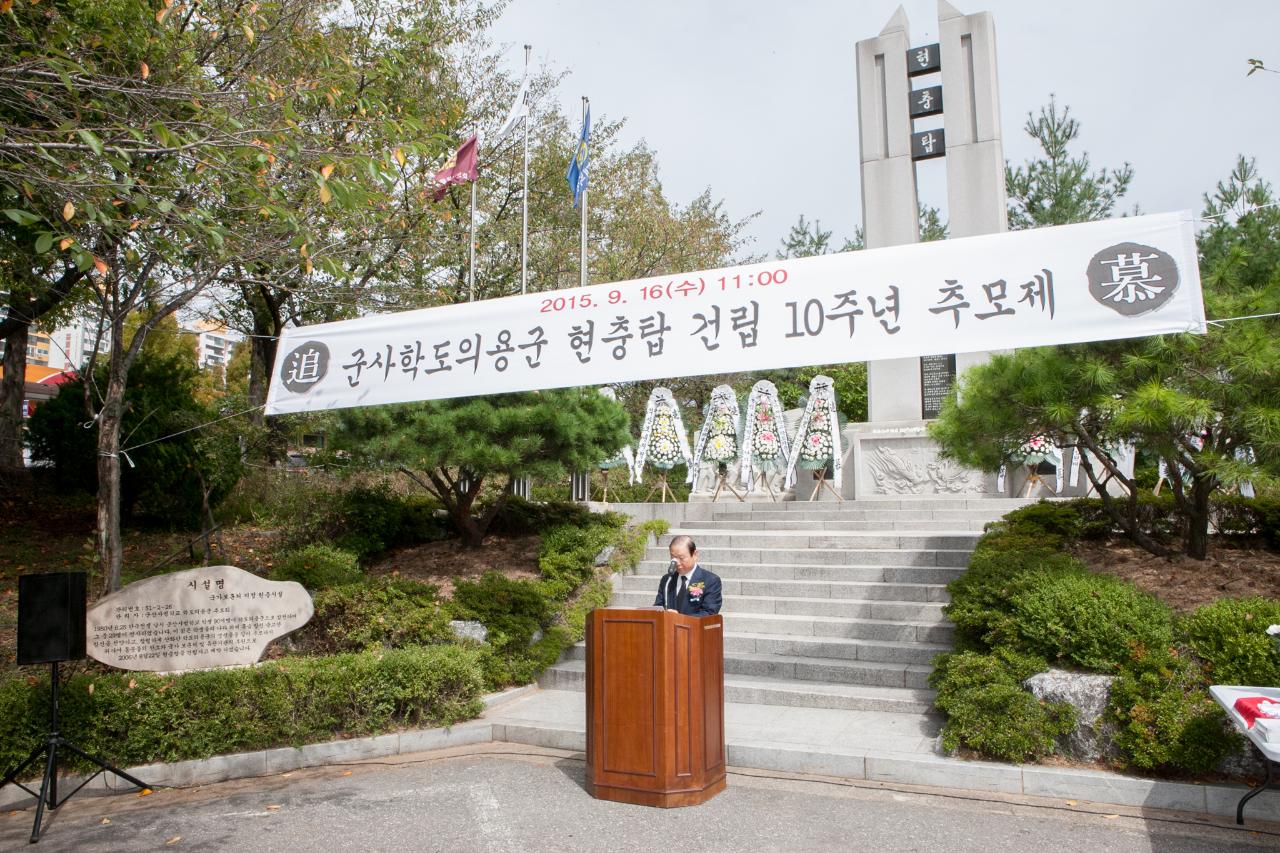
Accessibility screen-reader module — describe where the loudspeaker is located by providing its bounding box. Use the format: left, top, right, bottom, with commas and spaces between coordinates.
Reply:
17, 572, 87, 665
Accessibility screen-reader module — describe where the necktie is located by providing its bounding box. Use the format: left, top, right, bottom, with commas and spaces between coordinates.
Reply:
678, 575, 688, 611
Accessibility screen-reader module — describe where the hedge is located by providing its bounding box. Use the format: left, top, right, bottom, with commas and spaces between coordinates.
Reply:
0, 645, 485, 778
934, 498, 1274, 773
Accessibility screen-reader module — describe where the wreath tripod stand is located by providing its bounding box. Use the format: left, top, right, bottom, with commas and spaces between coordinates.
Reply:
809, 466, 844, 502
643, 471, 678, 503
1, 661, 149, 843
751, 470, 778, 502
709, 463, 745, 503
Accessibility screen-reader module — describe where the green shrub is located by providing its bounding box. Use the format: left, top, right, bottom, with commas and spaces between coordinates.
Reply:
1108, 646, 1239, 773
0, 646, 485, 776
930, 649, 1073, 763
1011, 572, 1175, 672
562, 576, 616, 642
486, 497, 611, 536
938, 683, 1076, 763
539, 522, 616, 593
271, 544, 362, 589
292, 577, 453, 654
216, 468, 337, 528
1212, 495, 1280, 548
929, 648, 1049, 701
1182, 597, 1280, 686
944, 528, 1086, 651
327, 483, 447, 561
1065, 494, 1181, 542
1003, 501, 1084, 539
451, 572, 554, 650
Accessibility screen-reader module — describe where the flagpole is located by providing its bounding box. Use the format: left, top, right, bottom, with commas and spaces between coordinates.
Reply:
579, 96, 589, 289
521, 44, 531, 295
468, 176, 477, 302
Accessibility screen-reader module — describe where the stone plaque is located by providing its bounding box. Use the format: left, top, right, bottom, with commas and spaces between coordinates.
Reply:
86, 565, 313, 672
920, 354, 956, 419
911, 128, 946, 161
906, 43, 941, 76
909, 85, 943, 118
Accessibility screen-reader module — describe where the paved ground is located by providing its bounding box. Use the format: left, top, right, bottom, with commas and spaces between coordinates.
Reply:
3, 745, 1277, 852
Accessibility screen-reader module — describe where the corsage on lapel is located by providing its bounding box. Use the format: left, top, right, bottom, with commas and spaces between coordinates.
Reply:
688, 581, 705, 600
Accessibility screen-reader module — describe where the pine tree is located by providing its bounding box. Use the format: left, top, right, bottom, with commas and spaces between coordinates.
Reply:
335, 389, 629, 547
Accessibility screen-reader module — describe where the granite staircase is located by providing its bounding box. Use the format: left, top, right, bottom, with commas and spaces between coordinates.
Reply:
534, 498, 1031, 756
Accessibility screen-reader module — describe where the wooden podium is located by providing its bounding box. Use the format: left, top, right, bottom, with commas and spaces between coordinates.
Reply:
584, 607, 726, 807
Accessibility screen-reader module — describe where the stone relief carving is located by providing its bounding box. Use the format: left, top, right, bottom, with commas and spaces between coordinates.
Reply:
864, 442, 987, 495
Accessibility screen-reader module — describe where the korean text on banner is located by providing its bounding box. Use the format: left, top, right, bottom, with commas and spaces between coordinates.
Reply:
266, 211, 1206, 416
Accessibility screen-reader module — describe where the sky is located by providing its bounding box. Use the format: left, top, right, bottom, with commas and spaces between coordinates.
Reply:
487, 0, 1280, 256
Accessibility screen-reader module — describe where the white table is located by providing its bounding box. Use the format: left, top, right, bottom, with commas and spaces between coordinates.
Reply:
1209, 685, 1280, 824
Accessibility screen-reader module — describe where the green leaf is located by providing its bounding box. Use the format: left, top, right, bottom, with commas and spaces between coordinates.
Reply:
77, 129, 104, 156
3, 208, 40, 226
34, 232, 53, 253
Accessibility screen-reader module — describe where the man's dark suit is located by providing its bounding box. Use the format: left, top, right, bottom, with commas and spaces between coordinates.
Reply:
653, 565, 723, 616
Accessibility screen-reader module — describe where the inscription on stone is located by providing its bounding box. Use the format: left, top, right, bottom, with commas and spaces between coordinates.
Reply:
911, 128, 946, 161
86, 565, 313, 672
920, 353, 957, 419
909, 85, 943, 118
906, 43, 941, 76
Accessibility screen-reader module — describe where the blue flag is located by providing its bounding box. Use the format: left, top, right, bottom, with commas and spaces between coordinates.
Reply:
566, 107, 591, 208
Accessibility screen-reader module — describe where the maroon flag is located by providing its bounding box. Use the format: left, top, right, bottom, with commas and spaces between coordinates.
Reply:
432, 135, 479, 200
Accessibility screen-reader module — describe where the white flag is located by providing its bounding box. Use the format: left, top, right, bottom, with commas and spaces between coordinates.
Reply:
494, 72, 529, 142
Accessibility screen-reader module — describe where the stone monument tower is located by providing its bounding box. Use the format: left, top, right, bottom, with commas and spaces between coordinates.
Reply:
844, 1, 1006, 499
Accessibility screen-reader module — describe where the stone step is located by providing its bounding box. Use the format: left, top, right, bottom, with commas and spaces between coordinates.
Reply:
553, 645, 932, 688
635, 560, 964, 585
707, 498, 1032, 512
707, 509, 1012, 522
490, 689, 945, 757
622, 573, 950, 603
555, 645, 932, 689
611, 589, 947, 621
724, 632, 947, 665
558, 624, 946, 664
538, 662, 938, 715
644, 545, 973, 568
659, 531, 981, 550
724, 651, 934, 689
692, 519, 995, 531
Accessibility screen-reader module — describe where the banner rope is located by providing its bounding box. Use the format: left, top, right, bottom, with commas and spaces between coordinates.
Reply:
1206, 310, 1280, 327
91, 403, 269, 461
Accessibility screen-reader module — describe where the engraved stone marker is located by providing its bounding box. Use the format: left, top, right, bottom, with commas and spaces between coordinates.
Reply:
920, 354, 957, 419
86, 565, 313, 672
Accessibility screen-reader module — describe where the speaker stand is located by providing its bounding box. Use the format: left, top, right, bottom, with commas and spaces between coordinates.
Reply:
1, 662, 150, 844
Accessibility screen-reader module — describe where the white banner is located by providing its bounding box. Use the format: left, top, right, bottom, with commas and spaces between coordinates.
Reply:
266, 211, 1206, 415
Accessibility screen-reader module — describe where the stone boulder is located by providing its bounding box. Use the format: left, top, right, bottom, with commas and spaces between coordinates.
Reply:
449, 620, 488, 643
1023, 668, 1117, 762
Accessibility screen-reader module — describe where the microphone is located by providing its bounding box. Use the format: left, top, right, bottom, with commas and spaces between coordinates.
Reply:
667, 558, 678, 575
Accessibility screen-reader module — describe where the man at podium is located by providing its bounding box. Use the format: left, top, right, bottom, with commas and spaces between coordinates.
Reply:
654, 535, 722, 616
